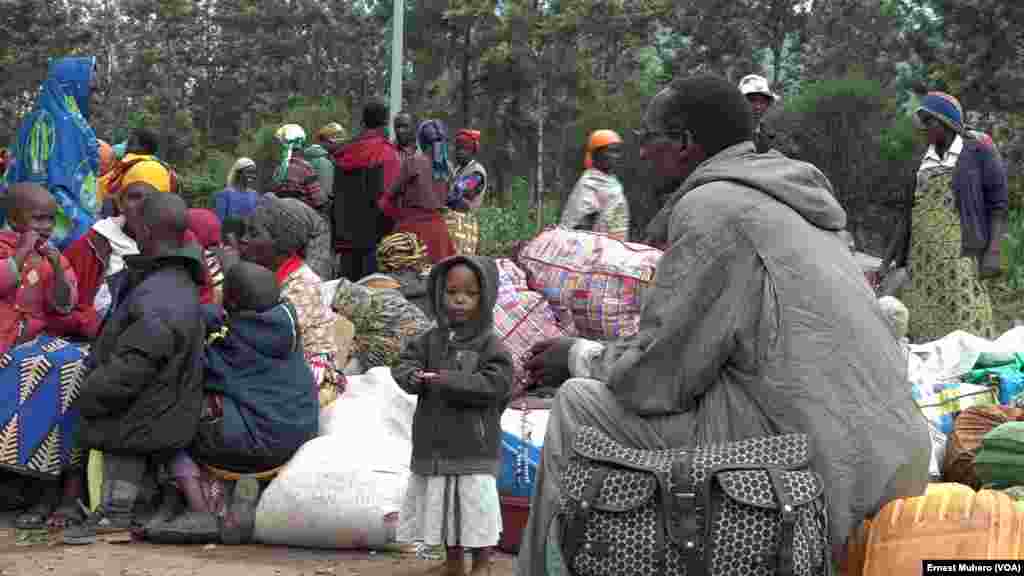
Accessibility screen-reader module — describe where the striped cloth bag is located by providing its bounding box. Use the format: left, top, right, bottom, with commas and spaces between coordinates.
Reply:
518, 227, 662, 341
493, 259, 567, 382
442, 208, 480, 255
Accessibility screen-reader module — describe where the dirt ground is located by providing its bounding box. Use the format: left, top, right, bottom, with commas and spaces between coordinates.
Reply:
0, 514, 518, 576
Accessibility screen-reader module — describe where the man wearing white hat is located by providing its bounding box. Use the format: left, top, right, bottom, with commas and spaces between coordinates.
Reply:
738, 74, 779, 152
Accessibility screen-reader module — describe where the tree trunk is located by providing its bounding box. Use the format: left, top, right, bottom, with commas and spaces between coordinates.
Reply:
461, 20, 472, 128
161, 29, 173, 162
533, 80, 544, 230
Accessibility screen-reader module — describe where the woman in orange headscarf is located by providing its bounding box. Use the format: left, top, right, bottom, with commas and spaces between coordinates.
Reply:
559, 129, 629, 241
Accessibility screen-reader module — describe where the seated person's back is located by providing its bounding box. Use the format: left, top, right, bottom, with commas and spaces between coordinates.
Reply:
75, 191, 206, 456
200, 261, 318, 470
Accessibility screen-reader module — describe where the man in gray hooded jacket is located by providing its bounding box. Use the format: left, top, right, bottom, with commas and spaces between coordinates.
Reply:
518, 75, 930, 574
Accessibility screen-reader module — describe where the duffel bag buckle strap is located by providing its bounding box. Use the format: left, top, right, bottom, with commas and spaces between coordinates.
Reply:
667, 459, 704, 576
768, 468, 798, 576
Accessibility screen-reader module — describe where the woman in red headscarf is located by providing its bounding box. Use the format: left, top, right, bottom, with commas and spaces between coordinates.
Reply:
449, 129, 487, 212
440, 129, 487, 254
187, 208, 225, 304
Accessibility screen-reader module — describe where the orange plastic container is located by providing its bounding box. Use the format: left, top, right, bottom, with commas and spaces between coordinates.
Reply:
847, 483, 1024, 575
498, 495, 531, 554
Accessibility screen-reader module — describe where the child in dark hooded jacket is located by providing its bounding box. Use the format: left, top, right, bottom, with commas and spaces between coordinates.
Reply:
393, 255, 515, 576
196, 261, 318, 471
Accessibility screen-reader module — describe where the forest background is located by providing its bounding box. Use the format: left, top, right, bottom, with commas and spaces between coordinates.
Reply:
2, 0, 1022, 322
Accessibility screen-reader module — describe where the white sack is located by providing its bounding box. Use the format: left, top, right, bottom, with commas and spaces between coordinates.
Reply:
253, 435, 409, 549
254, 367, 417, 549
908, 327, 1024, 392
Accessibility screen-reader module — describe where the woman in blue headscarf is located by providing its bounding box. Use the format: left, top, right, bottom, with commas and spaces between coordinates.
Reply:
889, 92, 1008, 342
379, 119, 455, 264
6, 57, 100, 250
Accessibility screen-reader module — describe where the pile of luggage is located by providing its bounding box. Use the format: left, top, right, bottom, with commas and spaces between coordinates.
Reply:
842, 324, 1024, 574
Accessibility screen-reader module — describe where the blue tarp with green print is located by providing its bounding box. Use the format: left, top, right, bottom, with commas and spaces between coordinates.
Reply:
5, 56, 100, 249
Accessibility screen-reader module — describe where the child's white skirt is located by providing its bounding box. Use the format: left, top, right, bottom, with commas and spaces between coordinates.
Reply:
397, 473, 502, 548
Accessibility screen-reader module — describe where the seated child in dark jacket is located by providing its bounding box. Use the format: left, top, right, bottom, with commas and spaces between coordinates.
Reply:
150, 261, 318, 545
197, 261, 318, 471
392, 255, 515, 576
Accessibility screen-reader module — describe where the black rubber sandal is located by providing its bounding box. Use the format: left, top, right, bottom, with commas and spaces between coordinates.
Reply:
14, 501, 53, 530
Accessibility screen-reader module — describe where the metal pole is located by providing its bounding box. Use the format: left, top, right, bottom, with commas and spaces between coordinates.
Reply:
388, 0, 404, 140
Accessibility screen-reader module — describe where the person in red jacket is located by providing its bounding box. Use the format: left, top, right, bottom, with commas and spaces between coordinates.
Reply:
333, 100, 402, 281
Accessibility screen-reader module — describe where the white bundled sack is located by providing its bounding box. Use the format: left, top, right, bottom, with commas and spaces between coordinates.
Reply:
254, 367, 417, 549
320, 367, 417, 444
907, 327, 1024, 392
253, 435, 409, 549
518, 227, 662, 340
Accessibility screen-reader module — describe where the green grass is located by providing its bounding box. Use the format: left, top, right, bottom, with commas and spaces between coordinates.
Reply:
988, 209, 1024, 331
476, 176, 561, 257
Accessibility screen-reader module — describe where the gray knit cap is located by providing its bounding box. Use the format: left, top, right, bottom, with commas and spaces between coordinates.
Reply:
251, 196, 313, 257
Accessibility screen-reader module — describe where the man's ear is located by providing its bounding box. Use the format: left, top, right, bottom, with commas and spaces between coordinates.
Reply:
678, 132, 707, 170
683, 129, 694, 149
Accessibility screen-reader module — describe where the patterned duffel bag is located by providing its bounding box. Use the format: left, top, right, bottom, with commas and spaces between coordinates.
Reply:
443, 208, 480, 255
518, 227, 661, 341
558, 426, 830, 576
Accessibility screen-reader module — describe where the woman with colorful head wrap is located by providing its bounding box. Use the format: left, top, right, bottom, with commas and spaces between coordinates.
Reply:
560, 129, 630, 241
305, 123, 344, 209
450, 129, 488, 212
64, 165, 215, 340
238, 196, 341, 401
441, 128, 488, 254
6, 57, 100, 249
96, 130, 177, 219
271, 124, 326, 212
187, 208, 225, 305
378, 119, 457, 264
315, 122, 346, 153
887, 91, 1008, 341
212, 157, 259, 223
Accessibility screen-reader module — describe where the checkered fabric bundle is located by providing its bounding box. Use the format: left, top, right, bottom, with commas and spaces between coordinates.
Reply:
518, 227, 662, 341
493, 259, 568, 380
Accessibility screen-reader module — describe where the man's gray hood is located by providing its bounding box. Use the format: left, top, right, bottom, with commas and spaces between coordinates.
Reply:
646, 142, 846, 245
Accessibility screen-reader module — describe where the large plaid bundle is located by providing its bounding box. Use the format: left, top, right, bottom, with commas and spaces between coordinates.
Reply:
497, 258, 530, 294
519, 227, 662, 341
443, 208, 480, 255
493, 259, 568, 380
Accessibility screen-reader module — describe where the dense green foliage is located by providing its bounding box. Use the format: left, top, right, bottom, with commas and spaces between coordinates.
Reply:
1, 0, 1020, 258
